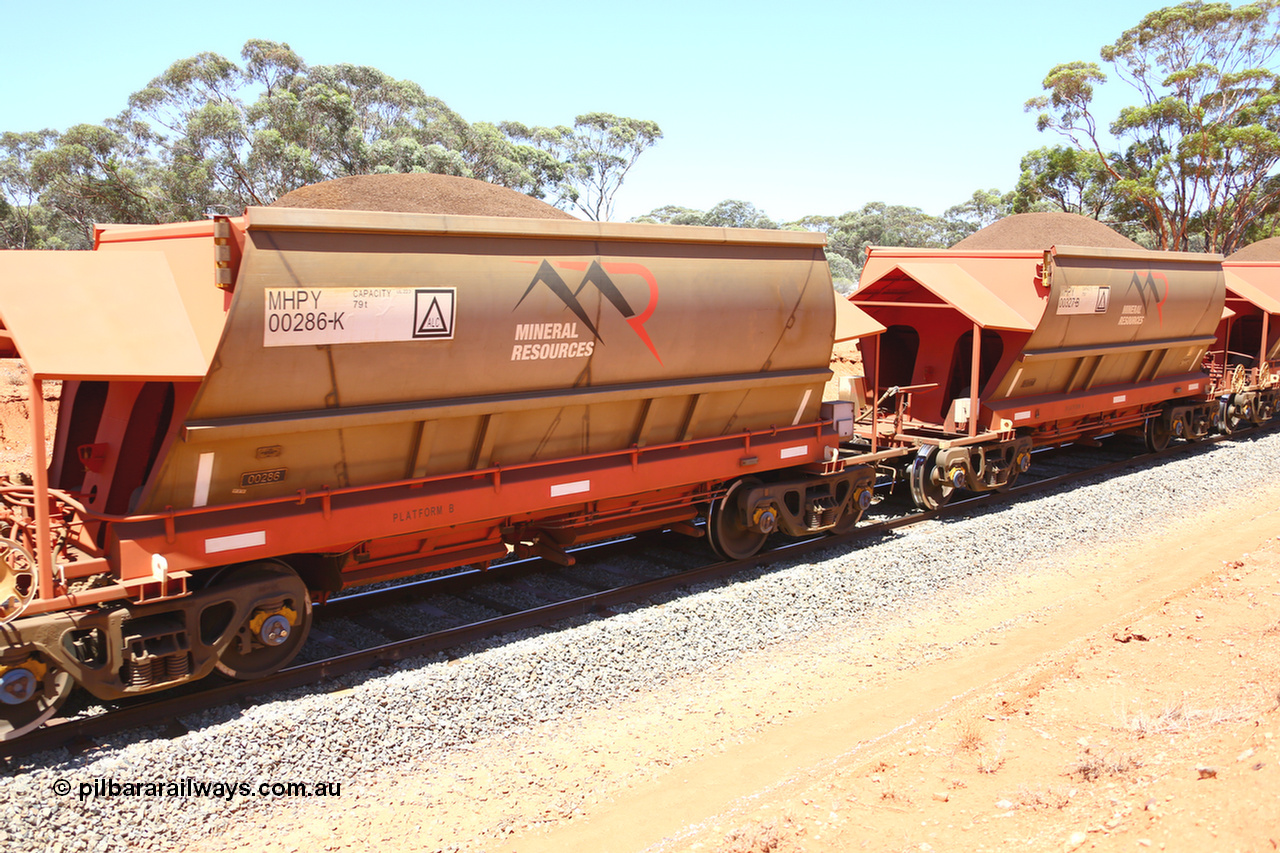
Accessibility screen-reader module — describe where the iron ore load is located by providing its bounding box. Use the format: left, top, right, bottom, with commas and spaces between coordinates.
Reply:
0, 183, 1274, 742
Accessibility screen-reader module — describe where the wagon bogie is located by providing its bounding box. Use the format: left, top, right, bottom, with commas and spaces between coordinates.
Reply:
0, 556, 311, 740
934, 436, 1033, 494
898, 435, 1032, 512
733, 464, 876, 539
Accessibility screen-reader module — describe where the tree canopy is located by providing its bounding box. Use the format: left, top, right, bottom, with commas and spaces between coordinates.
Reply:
633, 196, 1010, 293
787, 198, 1011, 290
1027, 0, 1280, 253
633, 199, 777, 229
0, 41, 661, 247
503, 113, 662, 221
1012, 146, 1118, 218
13, 9, 1280, 261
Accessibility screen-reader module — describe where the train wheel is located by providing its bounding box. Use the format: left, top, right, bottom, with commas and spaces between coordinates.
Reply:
908, 446, 953, 511
214, 563, 312, 681
707, 478, 767, 561
1219, 396, 1251, 435
0, 655, 73, 742
1143, 414, 1172, 452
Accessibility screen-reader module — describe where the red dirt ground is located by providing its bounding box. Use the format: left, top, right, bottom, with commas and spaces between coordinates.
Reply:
0, 361, 57, 476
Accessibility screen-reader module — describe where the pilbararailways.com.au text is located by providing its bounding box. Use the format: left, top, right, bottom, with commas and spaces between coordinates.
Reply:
53, 777, 342, 802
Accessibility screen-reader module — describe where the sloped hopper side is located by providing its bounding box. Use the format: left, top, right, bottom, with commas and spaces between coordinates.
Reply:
140, 207, 840, 513
987, 247, 1224, 407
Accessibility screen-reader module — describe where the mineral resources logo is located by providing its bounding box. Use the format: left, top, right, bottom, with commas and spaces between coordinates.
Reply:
1126, 270, 1169, 326
511, 259, 662, 364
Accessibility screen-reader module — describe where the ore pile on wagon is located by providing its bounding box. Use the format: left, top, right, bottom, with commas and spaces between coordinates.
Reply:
0, 187, 1275, 742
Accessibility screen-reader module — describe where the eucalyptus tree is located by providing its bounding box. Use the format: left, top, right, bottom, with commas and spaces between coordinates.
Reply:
1027, 0, 1280, 253
1012, 146, 1119, 217
3, 39, 662, 240
789, 203, 953, 278
942, 188, 1014, 243
506, 113, 662, 221
0, 130, 61, 248
119, 41, 625, 215
632, 199, 775, 229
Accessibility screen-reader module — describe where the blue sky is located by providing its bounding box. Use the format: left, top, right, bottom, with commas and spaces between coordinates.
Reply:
4, 0, 1171, 221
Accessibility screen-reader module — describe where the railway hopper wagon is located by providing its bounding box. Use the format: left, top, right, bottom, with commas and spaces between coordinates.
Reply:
0, 207, 883, 739
1214, 258, 1280, 431
847, 245, 1227, 509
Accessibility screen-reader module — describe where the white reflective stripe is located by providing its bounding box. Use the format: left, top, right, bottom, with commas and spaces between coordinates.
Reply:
204, 530, 266, 554
1189, 382, 1200, 391
791, 388, 813, 426
780, 444, 809, 459
550, 479, 590, 498
1113, 394, 1127, 404
193, 452, 215, 508
1014, 411, 1032, 421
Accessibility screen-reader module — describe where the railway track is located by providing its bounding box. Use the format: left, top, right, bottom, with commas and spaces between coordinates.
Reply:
0, 427, 1254, 760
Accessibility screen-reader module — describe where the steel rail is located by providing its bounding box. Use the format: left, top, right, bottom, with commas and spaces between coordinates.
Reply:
1, 424, 1263, 760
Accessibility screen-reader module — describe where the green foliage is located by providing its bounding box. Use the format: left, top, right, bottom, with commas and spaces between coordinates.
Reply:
1, 130, 62, 248
702, 199, 777, 229
634, 191, 1010, 288
789, 203, 954, 280
1013, 146, 1119, 216
634, 197, 972, 291
1, 41, 662, 245
631, 203, 706, 225
635, 193, 1001, 290
824, 251, 859, 295
506, 113, 662, 221
28, 122, 163, 244
1028, 0, 1280, 253
943, 189, 1016, 241
632, 199, 775, 229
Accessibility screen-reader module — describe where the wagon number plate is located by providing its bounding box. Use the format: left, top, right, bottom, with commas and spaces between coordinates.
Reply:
240, 468, 288, 487
1056, 285, 1110, 315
